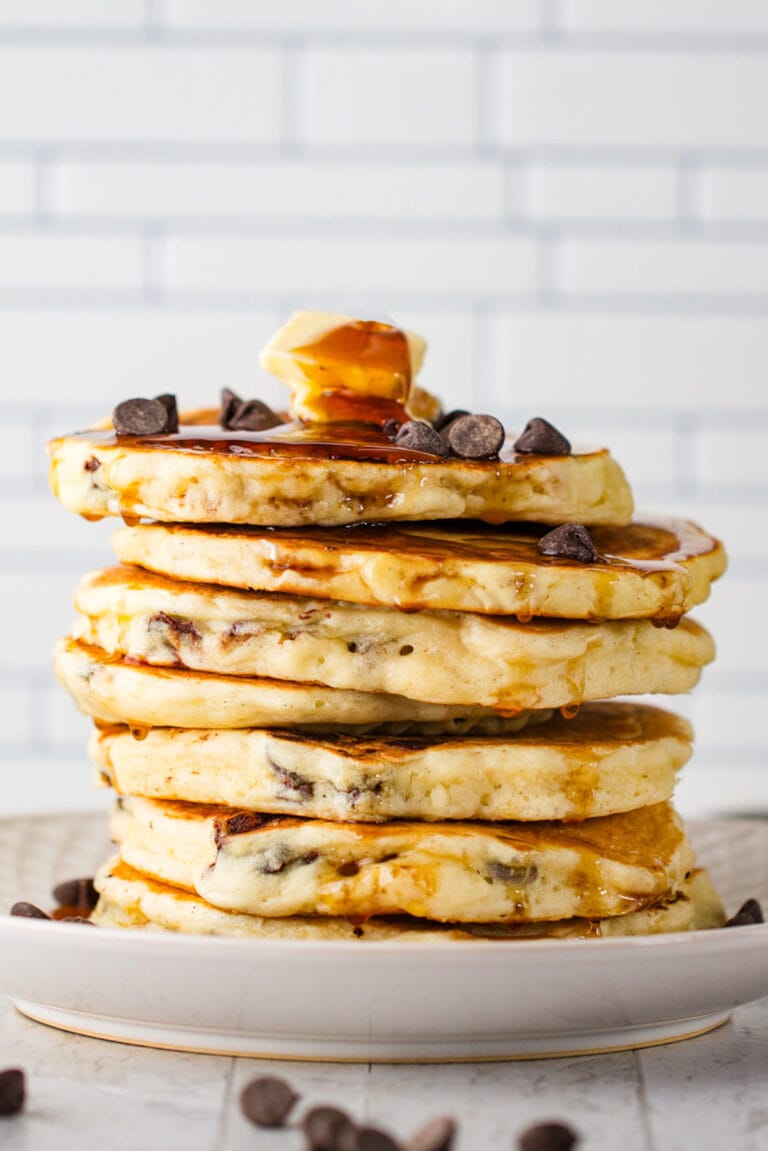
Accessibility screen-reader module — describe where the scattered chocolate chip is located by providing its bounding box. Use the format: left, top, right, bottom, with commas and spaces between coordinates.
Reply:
537, 523, 599, 564
0, 1069, 25, 1117
154, 393, 179, 433
84, 456, 101, 472
355, 1128, 400, 1151
301, 1104, 358, 1150
433, 409, 470, 432
240, 1075, 299, 1128
518, 1121, 579, 1151
725, 898, 764, 927
407, 1115, 457, 1151
52, 877, 98, 912
444, 413, 505, 459
394, 421, 450, 457
10, 901, 50, 920
513, 417, 571, 456
113, 397, 174, 437
220, 388, 281, 432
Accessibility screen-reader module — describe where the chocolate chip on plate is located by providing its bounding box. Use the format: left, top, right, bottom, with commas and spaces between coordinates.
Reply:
0, 1069, 25, 1117
444, 414, 505, 459
113, 397, 174, 437
355, 1126, 401, 1151
10, 901, 50, 920
517, 1121, 579, 1151
302, 1104, 358, 1150
394, 421, 450, 457
239, 1075, 299, 1128
513, 418, 571, 456
407, 1115, 457, 1151
724, 898, 764, 927
52, 877, 98, 912
537, 523, 599, 565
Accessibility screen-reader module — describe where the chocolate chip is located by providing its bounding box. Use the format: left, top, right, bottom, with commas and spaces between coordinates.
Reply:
0, 1069, 25, 1117
513, 417, 571, 456
10, 901, 50, 920
355, 1128, 401, 1151
433, 409, 470, 432
394, 421, 450, 457
84, 456, 101, 472
220, 388, 281, 432
52, 877, 98, 912
213, 810, 264, 846
239, 1075, 298, 1128
518, 1121, 579, 1151
382, 418, 402, 439
407, 1116, 457, 1151
301, 1105, 358, 1150
337, 861, 360, 877
537, 523, 599, 564
725, 898, 764, 927
154, 393, 179, 433
444, 414, 505, 459
220, 387, 241, 426
113, 397, 174, 437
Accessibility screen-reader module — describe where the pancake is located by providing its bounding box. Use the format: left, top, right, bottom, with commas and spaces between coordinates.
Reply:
91, 703, 692, 823
93, 860, 724, 940
113, 517, 726, 623
108, 796, 694, 924
72, 565, 716, 709
54, 636, 542, 733
47, 414, 632, 529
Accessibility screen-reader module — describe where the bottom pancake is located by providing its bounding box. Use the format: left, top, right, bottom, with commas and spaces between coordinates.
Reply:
93, 860, 725, 940
109, 796, 695, 924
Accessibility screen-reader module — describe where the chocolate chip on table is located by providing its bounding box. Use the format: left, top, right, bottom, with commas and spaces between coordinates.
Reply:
52, 877, 98, 912
444, 414, 505, 459
537, 523, 599, 565
395, 421, 451, 457
113, 397, 175, 437
517, 1121, 579, 1151
513, 417, 571, 456
10, 901, 50, 920
407, 1115, 457, 1151
240, 1075, 299, 1128
355, 1127, 401, 1151
220, 388, 282, 432
725, 898, 764, 927
301, 1104, 359, 1150
0, 1068, 25, 1117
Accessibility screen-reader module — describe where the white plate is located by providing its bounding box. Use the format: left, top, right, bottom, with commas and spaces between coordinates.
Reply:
0, 812, 766, 1062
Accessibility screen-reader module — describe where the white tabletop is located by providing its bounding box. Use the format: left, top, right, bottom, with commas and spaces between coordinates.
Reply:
1, 992, 766, 1151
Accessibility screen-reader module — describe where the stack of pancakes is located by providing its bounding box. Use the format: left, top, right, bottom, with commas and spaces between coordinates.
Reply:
48, 311, 727, 941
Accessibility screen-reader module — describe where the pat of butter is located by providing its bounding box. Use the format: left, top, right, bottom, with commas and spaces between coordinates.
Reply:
259, 311, 428, 423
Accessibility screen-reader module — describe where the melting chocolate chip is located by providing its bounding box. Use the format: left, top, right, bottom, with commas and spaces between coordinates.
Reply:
301, 1104, 358, 1150
337, 861, 360, 877
444, 413, 505, 459
220, 388, 281, 432
433, 409, 470, 432
513, 417, 571, 456
113, 397, 175, 437
84, 456, 101, 472
488, 861, 537, 884
213, 810, 264, 846
407, 1116, 457, 1151
355, 1128, 400, 1151
394, 421, 450, 457
725, 898, 764, 927
52, 877, 98, 912
0, 1069, 25, 1117
239, 1075, 299, 1128
154, 393, 179, 433
537, 523, 599, 565
518, 1122, 579, 1151
10, 901, 50, 920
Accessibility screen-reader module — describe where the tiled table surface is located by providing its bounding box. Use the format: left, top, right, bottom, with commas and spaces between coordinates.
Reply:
1, 993, 766, 1151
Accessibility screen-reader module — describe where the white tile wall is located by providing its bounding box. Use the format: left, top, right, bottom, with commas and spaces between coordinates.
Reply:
0, 0, 765, 818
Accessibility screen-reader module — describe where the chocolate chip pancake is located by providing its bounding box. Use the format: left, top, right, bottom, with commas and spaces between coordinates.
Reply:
113, 517, 725, 623
90, 703, 691, 823
108, 796, 694, 924
93, 860, 724, 940
71, 565, 716, 710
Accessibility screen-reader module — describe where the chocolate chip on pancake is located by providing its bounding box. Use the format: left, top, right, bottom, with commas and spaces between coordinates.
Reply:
240, 1075, 299, 1128
113, 397, 175, 437
444, 414, 505, 459
538, 523, 599, 564
10, 901, 50, 919
0, 1069, 25, 1117
407, 1116, 457, 1151
514, 417, 571, 456
219, 387, 281, 432
154, 393, 179, 433
394, 420, 451, 457
433, 409, 470, 432
517, 1121, 579, 1151
724, 898, 764, 927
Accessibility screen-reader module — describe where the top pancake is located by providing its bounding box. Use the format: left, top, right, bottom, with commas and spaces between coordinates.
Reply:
47, 411, 633, 529
114, 516, 725, 622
